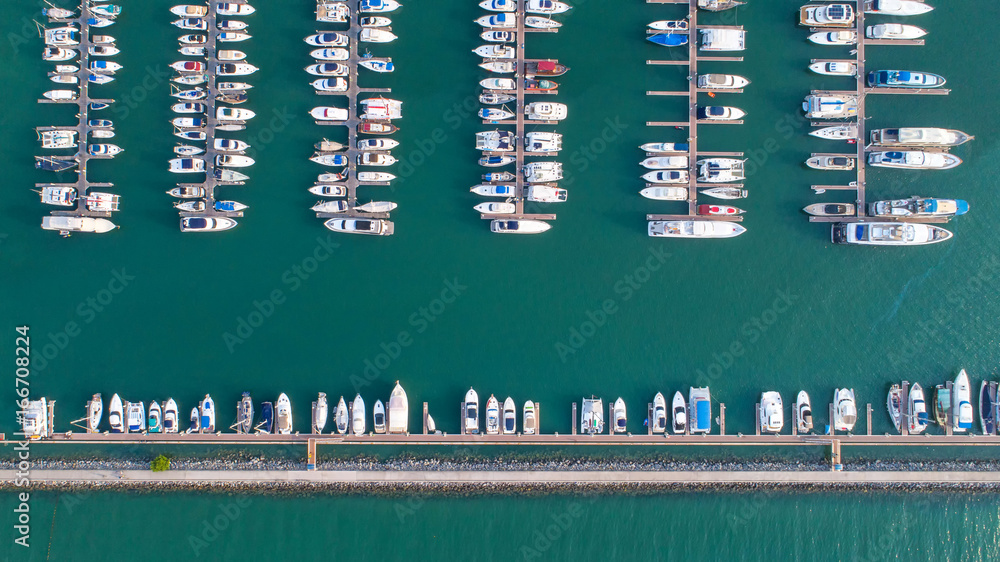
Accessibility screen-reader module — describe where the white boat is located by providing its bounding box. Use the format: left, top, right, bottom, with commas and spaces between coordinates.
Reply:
306, 62, 348, 76
523, 401, 537, 435
868, 151, 961, 170
909, 383, 929, 434
217, 63, 258, 76
640, 142, 689, 153
275, 393, 293, 434
525, 102, 567, 121
181, 217, 237, 232
526, 185, 567, 203
217, 50, 247, 61
214, 138, 249, 152
88, 73, 115, 85
480, 78, 515, 90
689, 387, 711, 433
697, 74, 750, 89
178, 34, 206, 45
309, 185, 348, 197
802, 95, 858, 119
522, 161, 562, 182
90, 61, 122, 74
167, 186, 206, 198
866, 23, 926, 40
649, 20, 689, 31
485, 395, 500, 435
326, 217, 394, 235
649, 220, 745, 239
127, 401, 145, 433
43, 7, 75, 18
334, 396, 348, 434
179, 46, 205, 56
474, 202, 516, 214
86, 394, 103, 432
808, 30, 857, 45
173, 18, 207, 31
473, 44, 515, 59
217, 32, 252, 41
311, 153, 348, 166
39, 186, 76, 206
360, 59, 394, 72
525, 16, 561, 29
359, 0, 400, 12
652, 392, 667, 433
525, 132, 562, 152
217, 107, 256, 121
91, 46, 120, 57
171, 5, 209, 17
171, 102, 205, 114
526, 0, 571, 14
795, 391, 813, 433
45, 27, 80, 46
810, 124, 857, 140
357, 171, 395, 182
832, 222, 952, 246
491, 219, 551, 234
163, 398, 179, 433
312, 78, 348, 92
108, 394, 124, 433
200, 395, 215, 433
373, 399, 386, 433
802, 203, 855, 217
806, 155, 855, 170
352, 395, 366, 435
360, 28, 397, 43
188, 407, 200, 433
952, 370, 973, 433
481, 30, 515, 42
799, 3, 855, 27
809, 61, 857, 76
360, 97, 403, 120
313, 393, 329, 433
358, 153, 396, 166
305, 32, 348, 47
42, 216, 117, 234
640, 156, 688, 170
175, 200, 206, 213
311, 47, 350, 60
311, 200, 349, 213
217, 20, 249, 31
480, 0, 516, 11
360, 16, 392, 26
358, 138, 399, 150
169, 158, 205, 173
640, 186, 688, 201
39, 130, 78, 149
476, 130, 515, 152
759, 391, 783, 434
581, 397, 605, 435
355, 201, 398, 213
42, 48, 77, 61
864, 0, 933, 16
832, 388, 857, 432
22, 398, 48, 440
388, 381, 408, 434
698, 106, 745, 121
699, 28, 745, 51
318, 2, 351, 22
173, 75, 206, 86
217, 3, 255, 16
218, 81, 252, 91
612, 398, 627, 434
476, 13, 516, 28
464, 388, 480, 434
870, 127, 972, 147
43, 89, 77, 101
311, 106, 349, 121
642, 171, 689, 184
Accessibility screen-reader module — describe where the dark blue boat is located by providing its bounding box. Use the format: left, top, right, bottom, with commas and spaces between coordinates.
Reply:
35, 156, 78, 172
647, 33, 689, 47
259, 401, 274, 434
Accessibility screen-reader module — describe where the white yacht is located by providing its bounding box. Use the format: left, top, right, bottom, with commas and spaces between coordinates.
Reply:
485, 395, 500, 435
311, 107, 349, 121
866, 23, 926, 40
613, 398, 627, 434
490, 219, 552, 234
642, 170, 689, 184
688, 387, 711, 433
169, 157, 205, 173
909, 383, 929, 434
699, 28, 745, 51
799, 3, 854, 27
697, 74, 750, 89
42, 216, 117, 234
126, 401, 145, 433
832, 222, 952, 246
474, 202, 517, 214
697, 106, 745, 121
759, 391, 783, 433
311, 47, 350, 60
671, 391, 687, 434
864, 0, 934, 16
373, 400, 386, 433
500, 398, 516, 435
641, 186, 688, 201
526, 0, 571, 14
473, 44, 515, 58
648, 220, 746, 239
200, 395, 215, 433
352, 395, 366, 435
640, 156, 688, 170
526, 185, 567, 203
163, 398, 179, 434
810, 124, 857, 141
523, 161, 563, 182
809, 61, 857, 76
870, 127, 972, 147
276, 393, 293, 434
22, 398, 48, 440
832, 388, 857, 432
313, 393, 329, 433
335, 396, 348, 434
180, 217, 238, 232
952, 370, 973, 433
325, 218, 394, 236
464, 388, 480, 434
525, 132, 562, 152
360, 98, 403, 120
581, 397, 605, 435
305, 32, 349, 47
808, 30, 857, 45
387, 381, 408, 434
651, 392, 667, 433
523, 401, 537, 435
524, 102, 568, 120
868, 151, 962, 170
795, 391, 813, 433
108, 394, 124, 433
802, 95, 858, 119
360, 28, 397, 43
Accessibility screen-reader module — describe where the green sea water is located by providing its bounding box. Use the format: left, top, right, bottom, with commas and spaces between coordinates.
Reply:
2, 0, 1000, 558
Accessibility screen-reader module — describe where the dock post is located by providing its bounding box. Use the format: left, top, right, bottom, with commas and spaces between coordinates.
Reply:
901, 381, 909, 436
347, 402, 353, 435
460, 402, 466, 435
422, 402, 428, 435
791, 404, 798, 436
306, 438, 316, 471
946, 381, 954, 436
754, 403, 761, 436
719, 403, 725, 435
536, 403, 541, 434
571, 402, 577, 435
866, 403, 872, 436
829, 403, 836, 435
311, 401, 317, 434
647, 402, 653, 435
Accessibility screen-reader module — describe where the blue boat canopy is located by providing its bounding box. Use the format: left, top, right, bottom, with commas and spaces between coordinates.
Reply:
696, 401, 710, 429
648, 33, 689, 47
955, 200, 970, 215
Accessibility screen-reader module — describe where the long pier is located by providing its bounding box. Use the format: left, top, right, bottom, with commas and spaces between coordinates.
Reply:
645, 0, 746, 223
37, 0, 120, 226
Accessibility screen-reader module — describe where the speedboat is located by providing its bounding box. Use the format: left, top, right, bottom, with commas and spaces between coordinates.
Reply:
803, 203, 855, 216
832, 388, 857, 432
699, 28, 745, 51
217, 63, 258, 76
360, 28, 397, 43
479, 155, 515, 167
217, 20, 249, 31
525, 102, 567, 120
464, 388, 480, 434
311, 47, 349, 60
490, 219, 551, 234
276, 393, 293, 434
188, 407, 200, 433
484, 171, 515, 182
163, 399, 179, 433
806, 155, 855, 170
700, 187, 747, 199
480, 77, 515, 90
648, 33, 688, 47
358, 138, 399, 150
311, 200, 348, 213
641, 156, 688, 170
313, 393, 329, 433
864, 0, 933, 16
309, 185, 348, 197
649, 20, 689, 31
671, 391, 686, 434
109, 394, 124, 433
358, 153, 396, 166
21, 399, 48, 440
173, 75, 206, 86
802, 95, 858, 119
581, 396, 605, 435
360, 16, 392, 26
887, 384, 903, 432
474, 202, 516, 214
866, 23, 926, 39
180, 217, 238, 232
127, 401, 145, 433
952, 370, 973, 433
808, 30, 857, 45
523, 401, 537, 435
641, 142, 689, 153
612, 398, 627, 433
214, 138, 249, 153
325, 218, 394, 236
355, 201, 397, 213
697, 106, 745, 121
809, 61, 857, 76
527, 0, 571, 14
480, 108, 515, 121
171, 5, 209, 17
373, 399, 386, 433
501, 397, 516, 435
651, 392, 667, 433
868, 151, 961, 170
360, 59, 394, 72
360, 0, 400, 12
811, 124, 858, 141
868, 70, 945, 88
482, 30, 516, 42
217, 3, 256, 16
697, 74, 750, 89
88, 73, 115, 85
799, 3, 854, 27
167, 186, 206, 198
178, 34, 206, 44
218, 81, 252, 91
832, 222, 952, 246
525, 16, 561, 29
796, 391, 813, 433
980, 381, 996, 435
759, 392, 783, 434
311, 107, 349, 121
481, 0, 516, 11
335, 396, 348, 434
649, 220, 746, 238
175, 201, 206, 213
473, 44, 515, 58
698, 204, 744, 216
476, 13, 516, 28
216, 154, 255, 167
237, 393, 254, 434
43, 89, 78, 101
688, 387, 711, 433
640, 186, 688, 201
86, 394, 103, 432
868, 197, 968, 218
526, 185, 567, 203
910, 383, 930, 435
148, 402, 163, 434
387, 381, 408, 434
642, 170, 689, 184
305, 32, 348, 46
89, 4, 121, 17
172, 88, 205, 101
306, 62, 348, 76
870, 127, 972, 147
353, 395, 366, 435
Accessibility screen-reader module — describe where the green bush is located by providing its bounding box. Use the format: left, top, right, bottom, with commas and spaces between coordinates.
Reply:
150, 455, 170, 472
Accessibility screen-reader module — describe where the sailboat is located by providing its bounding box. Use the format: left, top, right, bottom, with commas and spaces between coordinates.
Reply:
257, 402, 274, 434
887, 384, 903, 432
335, 396, 349, 434
87, 394, 103, 433
234, 392, 253, 434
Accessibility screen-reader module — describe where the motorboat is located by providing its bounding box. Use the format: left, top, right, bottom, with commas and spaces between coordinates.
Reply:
173, 75, 206, 86
360, 28, 397, 43
325, 218, 394, 235
86, 394, 103, 432
163, 398, 179, 433
473, 44, 515, 58
809, 61, 857, 76
802, 95, 858, 119
311, 107, 349, 121
175, 200, 206, 213
697, 74, 750, 89
90, 60, 122, 74
689, 387, 711, 433
868, 151, 961, 170
360, 98, 403, 120
651, 392, 667, 433
523, 161, 562, 182
355, 201, 398, 213
700, 187, 747, 199
481, 78, 515, 90
217, 107, 255, 121
275, 393, 293, 434
216, 154, 254, 168
799, 3, 854, 27
45, 27, 80, 46
171, 5, 209, 17
481, 0, 516, 11
641, 156, 688, 170
218, 32, 251, 42
526, 185, 567, 203
217, 20, 249, 31
315, 139, 345, 151
359, 121, 399, 134
92, 35, 115, 45
699, 28, 745, 51
474, 202, 516, 214
887, 384, 903, 432
482, 30, 516, 42
357, 171, 395, 181
311, 200, 349, 213
352, 395, 366, 435
88, 73, 115, 85
463, 388, 480, 434
171, 102, 206, 114
43, 89, 78, 101
525, 16, 561, 29
699, 0, 745, 9
358, 153, 396, 166
108, 394, 124, 433
358, 138, 399, 151
640, 186, 688, 201
476, 130, 515, 152
864, 0, 933, 16
611, 398, 627, 434
870, 127, 972, 147
934, 385, 950, 428
480, 61, 514, 74
43, 7, 75, 18
217, 3, 256, 16
490, 219, 551, 234
217, 63, 258, 76
167, 186, 206, 198
802, 203, 855, 216
198, 395, 215, 433
481, 92, 516, 104
980, 382, 996, 435
525, 102, 567, 121
649, 220, 746, 238
178, 34, 206, 45
952, 370, 973, 433
811, 124, 857, 141
868, 197, 968, 218
127, 401, 146, 433
360, 59, 394, 72
334, 396, 348, 434
217, 49, 247, 61
307, 62, 348, 76
237, 393, 254, 434
581, 397, 604, 435
360, 16, 391, 26
667, 391, 685, 434
832, 388, 857, 432
479, 155, 515, 167
759, 391, 783, 434
188, 407, 200, 433
309, 184, 348, 197
318, 2, 351, 22
808, 30, 857, 45
806, 155, 855, 170
525, 79, 559, 91
484, 395, 500, 435
796, 391, 813, 433
648, 33, 688, 47
214, 138, 249, 153
866, 23, 926, 39
480, 108, 515, 121
697, 106, 745, 121
910, 383, 930, 435
359, 0, 400, 12
311, 153, 348, 166
43, 48, 77, 61
526, 0, 571, 14
311, 47, 349, 60
89, 144, 123, 157
484, 171, 515, 182
476, 13, 516, 28
649, 20, 688, 31
171, 60, 205, 73
525, 131, 562, 152
305, 32, 348, 46
868, 70, 945, 88
832, 222, 952, 245
373, 399, 386, 433
642, 169, 689, 184
168, 158, 205, 173
41, 215, 116, 235
387, 381, 408, 434
90, 45, 119, 56
173, 18, 207, 31
38, 186, 77, 207
525, 60, 569, 77
217, 81, 252, 91
180, 217, 238, 232
89, 4, 121, 17
179, 46, 205, 56
698, 204, 744, 216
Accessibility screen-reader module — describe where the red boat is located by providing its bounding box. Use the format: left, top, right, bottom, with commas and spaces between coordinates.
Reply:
526, 60, 569, 77
358, 121, 399, 135
170, 61, 205, 73
698, 204, 744, 216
